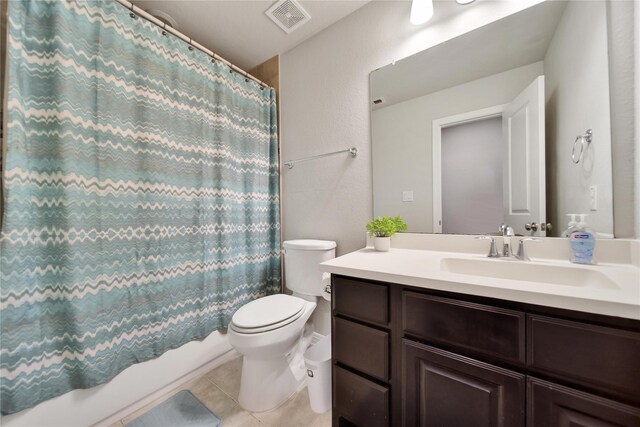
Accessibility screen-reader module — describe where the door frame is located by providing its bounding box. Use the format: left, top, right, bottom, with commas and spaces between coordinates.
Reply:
431, 104, 507, 233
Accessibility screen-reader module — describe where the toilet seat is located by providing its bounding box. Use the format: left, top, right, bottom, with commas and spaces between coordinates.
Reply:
230, 294, 307, 334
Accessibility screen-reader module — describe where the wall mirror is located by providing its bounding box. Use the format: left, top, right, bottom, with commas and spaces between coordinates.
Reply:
370, 0, 633, 237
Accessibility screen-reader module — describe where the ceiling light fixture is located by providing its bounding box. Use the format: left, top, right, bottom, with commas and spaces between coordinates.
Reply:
456, 0, 476, 4
144, 9, 179, 30
410, 0, 434, 25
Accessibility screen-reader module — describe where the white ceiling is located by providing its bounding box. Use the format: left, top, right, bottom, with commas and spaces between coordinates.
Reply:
131, 0, 371, 70
371, 1, 567, 109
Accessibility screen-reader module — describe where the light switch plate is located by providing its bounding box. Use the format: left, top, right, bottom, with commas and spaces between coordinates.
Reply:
402, 191, 414, 202
590, 185, 597, 211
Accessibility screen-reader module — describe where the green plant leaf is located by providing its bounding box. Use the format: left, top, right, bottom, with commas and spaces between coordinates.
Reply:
365, 215, 408, 238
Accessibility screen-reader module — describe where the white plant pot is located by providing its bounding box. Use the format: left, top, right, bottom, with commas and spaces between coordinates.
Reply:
373, 236, 391, 252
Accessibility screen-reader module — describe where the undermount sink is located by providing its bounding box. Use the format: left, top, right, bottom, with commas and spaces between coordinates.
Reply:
440, 257, 619, 290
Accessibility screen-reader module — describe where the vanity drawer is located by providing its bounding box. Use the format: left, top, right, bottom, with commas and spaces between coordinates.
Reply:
403, 291, 526, 365
528, 315, 640, 402
334, 317, 390, 382
334, 365, 389, 427
527, 377, 640, 427
333, 276, 389, 326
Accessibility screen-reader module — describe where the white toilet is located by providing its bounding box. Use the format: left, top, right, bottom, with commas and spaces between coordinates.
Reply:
228, 239, 336, 412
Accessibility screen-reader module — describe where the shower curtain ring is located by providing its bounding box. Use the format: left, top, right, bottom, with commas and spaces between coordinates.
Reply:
129, 2, 137, 19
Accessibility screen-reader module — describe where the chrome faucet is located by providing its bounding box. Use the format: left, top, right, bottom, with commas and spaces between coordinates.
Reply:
499, 223, 514, 257
514, 237, 541, 261
478, 224, 537, 260
475, 236, 500, 258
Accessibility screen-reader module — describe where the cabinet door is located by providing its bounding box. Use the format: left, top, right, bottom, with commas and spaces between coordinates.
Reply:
527, 377, 640, 426
403, 340, 525, 427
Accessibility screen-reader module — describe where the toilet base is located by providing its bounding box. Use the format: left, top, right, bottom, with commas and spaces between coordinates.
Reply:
238, 355, 304, 412
228, 298, 317, 413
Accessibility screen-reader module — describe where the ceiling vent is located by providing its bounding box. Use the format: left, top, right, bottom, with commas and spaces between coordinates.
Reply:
266, 0, 311, 34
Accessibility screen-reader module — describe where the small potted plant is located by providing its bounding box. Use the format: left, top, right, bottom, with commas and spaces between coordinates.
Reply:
366, 216, 408, 252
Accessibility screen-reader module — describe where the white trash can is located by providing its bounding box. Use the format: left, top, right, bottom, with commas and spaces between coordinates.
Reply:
304, 334, 332, 413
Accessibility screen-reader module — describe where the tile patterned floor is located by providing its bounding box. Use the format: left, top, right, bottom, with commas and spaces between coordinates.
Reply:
109, 356, 331, 427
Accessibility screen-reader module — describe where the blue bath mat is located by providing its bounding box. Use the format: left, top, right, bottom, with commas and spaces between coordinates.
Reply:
125, 390, 222, 427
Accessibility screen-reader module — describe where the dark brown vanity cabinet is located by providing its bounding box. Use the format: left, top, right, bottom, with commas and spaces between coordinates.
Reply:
331, 275, 640, 427
403, 341, 525, 427
332, 277, 391, 426
527, 377, 640, 427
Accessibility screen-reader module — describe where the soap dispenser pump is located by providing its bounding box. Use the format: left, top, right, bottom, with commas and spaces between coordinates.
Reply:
562, 214, 578, 237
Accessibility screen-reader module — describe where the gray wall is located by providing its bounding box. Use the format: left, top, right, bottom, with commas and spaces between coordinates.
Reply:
607, 0, 637, 238
637, 0, 640, 238
544, 1, 614, 237
371, 62, 543, 232
442, 117, 503, 234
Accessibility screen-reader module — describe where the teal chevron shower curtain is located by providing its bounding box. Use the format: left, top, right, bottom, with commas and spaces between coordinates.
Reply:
0, 0, 280, 414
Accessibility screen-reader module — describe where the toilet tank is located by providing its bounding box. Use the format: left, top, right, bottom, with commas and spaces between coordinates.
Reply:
283, 240, 336, 296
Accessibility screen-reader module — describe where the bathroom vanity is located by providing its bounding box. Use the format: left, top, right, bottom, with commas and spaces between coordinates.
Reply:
322, 236, 640, 427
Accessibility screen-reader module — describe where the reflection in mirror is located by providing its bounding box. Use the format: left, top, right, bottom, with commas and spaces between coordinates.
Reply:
371, 1, 625, 237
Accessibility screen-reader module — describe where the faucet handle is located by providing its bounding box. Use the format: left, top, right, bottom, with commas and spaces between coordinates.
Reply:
515, 237, 541, 261
476, 236, 500, 258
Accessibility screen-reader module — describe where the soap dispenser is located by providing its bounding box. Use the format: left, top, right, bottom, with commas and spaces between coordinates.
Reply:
569, 214, 596, 265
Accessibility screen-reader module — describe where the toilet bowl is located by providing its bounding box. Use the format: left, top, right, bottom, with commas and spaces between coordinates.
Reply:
228, 294, 316, 412
227, 239, 336, 412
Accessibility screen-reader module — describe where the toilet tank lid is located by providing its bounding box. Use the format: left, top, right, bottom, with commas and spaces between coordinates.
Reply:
283, 240, 336, 250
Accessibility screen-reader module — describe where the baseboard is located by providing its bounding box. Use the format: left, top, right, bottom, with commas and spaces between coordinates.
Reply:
94, 349, 240, 427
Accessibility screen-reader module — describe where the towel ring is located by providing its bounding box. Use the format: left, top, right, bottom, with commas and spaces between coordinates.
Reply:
571, 129, 592, 164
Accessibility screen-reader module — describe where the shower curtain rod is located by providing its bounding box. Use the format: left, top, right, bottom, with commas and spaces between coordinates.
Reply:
115, 0, 269, 88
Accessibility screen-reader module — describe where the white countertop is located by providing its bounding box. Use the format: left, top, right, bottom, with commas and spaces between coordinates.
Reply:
320, 245, 640, 320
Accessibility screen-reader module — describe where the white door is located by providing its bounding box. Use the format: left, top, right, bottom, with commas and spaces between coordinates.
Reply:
502, 75, 546, 236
